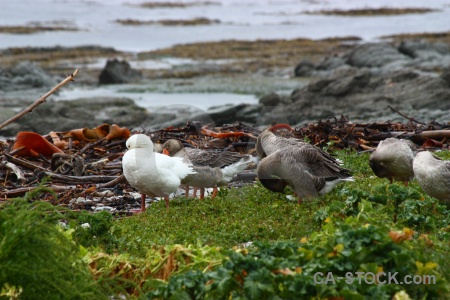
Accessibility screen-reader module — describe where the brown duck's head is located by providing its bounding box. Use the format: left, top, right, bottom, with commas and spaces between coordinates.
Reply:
162, 139, 183, 156
268, 123, 293, 132
259, 178, 288, 193
369, 159, 390, 179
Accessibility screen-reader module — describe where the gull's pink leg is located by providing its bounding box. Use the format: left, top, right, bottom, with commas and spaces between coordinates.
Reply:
192, 187, 198, 198
211, 187, 218, 199
164, 196, 170, 209
142, 194, 147, 211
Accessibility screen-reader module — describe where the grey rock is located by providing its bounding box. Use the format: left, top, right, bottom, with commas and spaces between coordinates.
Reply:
143, 103, 260, 130
305, 67, 370, 97
99, 59, 142, 84
346, 43, 410, 68
259, 92, 282, 106
259, 92, 291, 106
0, 61, 58, 92
294, 61, 315, 77
315, 55, 346, 71
321, 69, 371, 96
235, 104, 261, 123
441, 66, 450, 86
398, 40, 450, 58
259, 64, 450, 126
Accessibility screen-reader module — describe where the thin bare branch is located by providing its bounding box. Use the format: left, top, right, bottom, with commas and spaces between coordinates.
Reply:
96, 174, 126, 189
0, 69, 78, 130
388, 105, 427, 125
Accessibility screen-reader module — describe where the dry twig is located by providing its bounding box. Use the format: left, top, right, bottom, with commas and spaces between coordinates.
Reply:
0, 69, 78, 130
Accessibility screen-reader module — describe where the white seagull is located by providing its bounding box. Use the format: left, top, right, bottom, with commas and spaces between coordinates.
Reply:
122, 134, 196, 212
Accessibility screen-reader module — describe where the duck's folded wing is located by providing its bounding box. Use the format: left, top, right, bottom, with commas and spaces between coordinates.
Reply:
187, 148, 245, 168
441, 160, 450, 176
277, 154, 324, 196
288, 147, 351, 178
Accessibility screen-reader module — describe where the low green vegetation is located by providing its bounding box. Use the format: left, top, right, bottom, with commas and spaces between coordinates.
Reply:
1, 149, 449, 299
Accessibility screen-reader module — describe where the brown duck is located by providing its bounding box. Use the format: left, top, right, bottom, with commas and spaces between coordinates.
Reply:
413, 150, 450, 202
256, 124, 353, 203
369, 138, 416, 185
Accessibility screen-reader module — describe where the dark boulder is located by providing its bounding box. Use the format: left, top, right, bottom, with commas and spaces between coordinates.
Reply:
259, 92, 292, 106
98, 59, 142, 84
294, 60, 315, 77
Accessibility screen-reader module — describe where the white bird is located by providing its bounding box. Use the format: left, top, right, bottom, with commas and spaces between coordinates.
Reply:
369, 138, 416, 185
122, 134, 195, 212
162, 139, 255, 199
413, 150, 450, 203
256, 124, 353, 204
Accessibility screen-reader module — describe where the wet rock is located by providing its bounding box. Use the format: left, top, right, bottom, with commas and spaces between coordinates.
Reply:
235, 104, 262, 123
98, 59, 142, 84
305, 67, 370, 97
259, 92, 292, 106
259, 92, 282, 106
326, 68, 370, 96
259, 64, 450, 126
441, 66, 450, 86
398, 40, 450, 59
0, 61, 58, 92
141, 103, 260, 130
315, 55, 346, 71
294, 60, 315, 77
345, 43, 410, 68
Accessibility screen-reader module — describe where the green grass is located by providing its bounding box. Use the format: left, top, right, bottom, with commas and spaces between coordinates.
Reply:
115, 185, 321, 254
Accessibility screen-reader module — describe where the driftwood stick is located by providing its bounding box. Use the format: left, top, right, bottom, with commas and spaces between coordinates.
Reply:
0, 187, 34, 198
368, 130, 450, 142
96, 174, 126, 189
78, 138, 106, 155
0, 69, 78, 130
2, 161, 26, 184
4, 153, 47, 171
44, 172, 117, 184
388, 105, 427, 125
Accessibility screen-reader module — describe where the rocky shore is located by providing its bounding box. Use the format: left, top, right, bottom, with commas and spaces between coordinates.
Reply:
1, 34, 450, 137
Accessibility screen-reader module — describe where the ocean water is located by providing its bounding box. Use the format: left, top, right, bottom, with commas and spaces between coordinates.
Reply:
1, 0, 450, 111
1, 0, 449, 52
